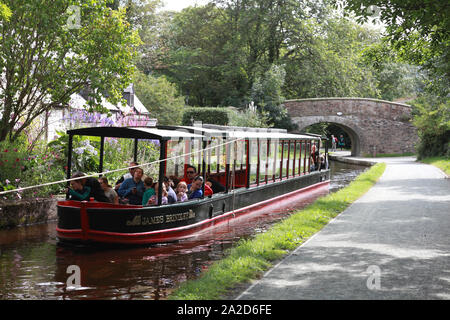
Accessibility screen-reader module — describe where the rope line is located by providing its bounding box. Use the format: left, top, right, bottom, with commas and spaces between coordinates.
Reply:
0, 137, 245, 196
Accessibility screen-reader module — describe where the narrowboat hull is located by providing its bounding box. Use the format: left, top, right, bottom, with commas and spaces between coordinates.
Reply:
57, 170, 330, 245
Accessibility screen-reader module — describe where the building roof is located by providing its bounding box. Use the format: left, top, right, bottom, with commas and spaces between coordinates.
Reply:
134, 95, 150, 114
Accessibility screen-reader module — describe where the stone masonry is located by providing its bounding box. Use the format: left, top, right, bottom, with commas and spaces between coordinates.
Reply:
285, 98, 418, 156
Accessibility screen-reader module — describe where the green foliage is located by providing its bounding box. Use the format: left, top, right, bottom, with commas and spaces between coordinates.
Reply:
0, 133, 66, 199
0, 0, 140, 142
152, 1, 409, 113
182, 107, 230, 126
0, 135, 29, 185
411, 96, 450, 159
0, 1, 11, 20
227, 108, 271, 128
283, 17, 381, 99
360, 41, 423, 101
133, 70, 185, 125
251, 65, 296, 130
338, 0, 449, 96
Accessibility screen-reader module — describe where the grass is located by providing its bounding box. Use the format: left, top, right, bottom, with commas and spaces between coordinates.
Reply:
168, 162, 387, 300
419, 156, 450, 176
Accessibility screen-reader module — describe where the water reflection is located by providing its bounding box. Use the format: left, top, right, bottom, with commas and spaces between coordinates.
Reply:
329, 160, 369, 193
0, 161, 367, 300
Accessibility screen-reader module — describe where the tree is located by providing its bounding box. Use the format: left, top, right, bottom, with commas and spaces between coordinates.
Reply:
411, 96, 450, 158
0, 0, 140, 142
337, 0, 450, 95
282, 16, 380, 99
251, 64, 296, 130
159, 3, 250, 107
361, 40, 422, 101
133, 70, 185, 125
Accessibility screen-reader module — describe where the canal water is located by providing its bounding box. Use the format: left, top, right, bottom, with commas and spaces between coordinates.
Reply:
0, 161, 367, 300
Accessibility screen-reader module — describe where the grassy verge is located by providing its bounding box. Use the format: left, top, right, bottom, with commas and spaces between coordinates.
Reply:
168, 162, 387, 300
419, 156, 450, 176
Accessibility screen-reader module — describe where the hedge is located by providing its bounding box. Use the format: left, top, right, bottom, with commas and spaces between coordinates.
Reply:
182, 107, 230, 126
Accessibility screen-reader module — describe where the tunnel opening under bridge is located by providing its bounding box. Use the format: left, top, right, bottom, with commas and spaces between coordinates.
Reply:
302, 122, 361, 156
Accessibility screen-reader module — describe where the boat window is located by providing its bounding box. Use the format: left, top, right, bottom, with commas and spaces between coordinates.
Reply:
268, 139, 277, 182
165, 139, 182, 178
220, 138, 227, 173
296, 141, 302, 175
281, 140, 289, 179
189, 137, 202, 173
289, 140, 296, 178
208, 138, 218, 174
258, 139, 268, 184
228, 139, 246, 190
249, 139, 258, 186
275, 140, 282, 180
306, 141, 312, 172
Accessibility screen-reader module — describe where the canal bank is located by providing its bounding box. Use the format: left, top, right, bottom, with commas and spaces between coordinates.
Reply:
0, 198, 58, 229
237, 156, 450, 300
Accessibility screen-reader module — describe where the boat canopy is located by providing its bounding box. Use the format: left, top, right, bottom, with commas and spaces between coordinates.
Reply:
67, 126, 204, 140
156, 125, 320, 141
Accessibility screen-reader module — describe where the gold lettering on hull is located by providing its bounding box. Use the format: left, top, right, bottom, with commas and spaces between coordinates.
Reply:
126, 209, 196, 226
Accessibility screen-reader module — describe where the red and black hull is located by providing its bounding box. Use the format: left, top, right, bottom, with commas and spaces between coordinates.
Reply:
57, 170, 330, 245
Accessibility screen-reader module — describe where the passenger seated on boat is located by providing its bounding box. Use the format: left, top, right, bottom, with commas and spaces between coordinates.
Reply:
181, 165, 213, 196
169, 175, 180, 189
142, 177, 155, 206
117, 167, 145, 205
98, 177, 119, 204
67, 179, 91, 201
114, 161, 138, 191
175, 181, 188, 202
187, 176, 204, 200
206, 176, 225, 194
71, 172, 109, 202
163, 176, 177, 204
180, 165, 198, 184
317, 154, 327, 171
146, 182, 168, 206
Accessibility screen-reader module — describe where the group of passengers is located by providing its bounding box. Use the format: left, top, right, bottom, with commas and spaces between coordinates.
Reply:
67, 161, 224, 206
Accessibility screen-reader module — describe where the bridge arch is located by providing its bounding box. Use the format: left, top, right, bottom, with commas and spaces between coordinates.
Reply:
285, 98, 418, 157
299, 116, 362, 156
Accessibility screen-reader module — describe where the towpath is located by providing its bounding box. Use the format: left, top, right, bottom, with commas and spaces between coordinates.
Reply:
237, 155, 450, 299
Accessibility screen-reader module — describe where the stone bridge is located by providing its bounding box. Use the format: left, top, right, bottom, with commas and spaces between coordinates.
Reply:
285, 98, 418, 156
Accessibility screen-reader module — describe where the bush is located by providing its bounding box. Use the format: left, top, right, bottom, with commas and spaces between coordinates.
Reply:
227, 108, 271, 128
182, 107, 230, 126
0, 134, 66, 200
411, 96, 450, 159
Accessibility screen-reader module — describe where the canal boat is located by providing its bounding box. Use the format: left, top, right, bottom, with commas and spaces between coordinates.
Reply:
56, 125, 330, 245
